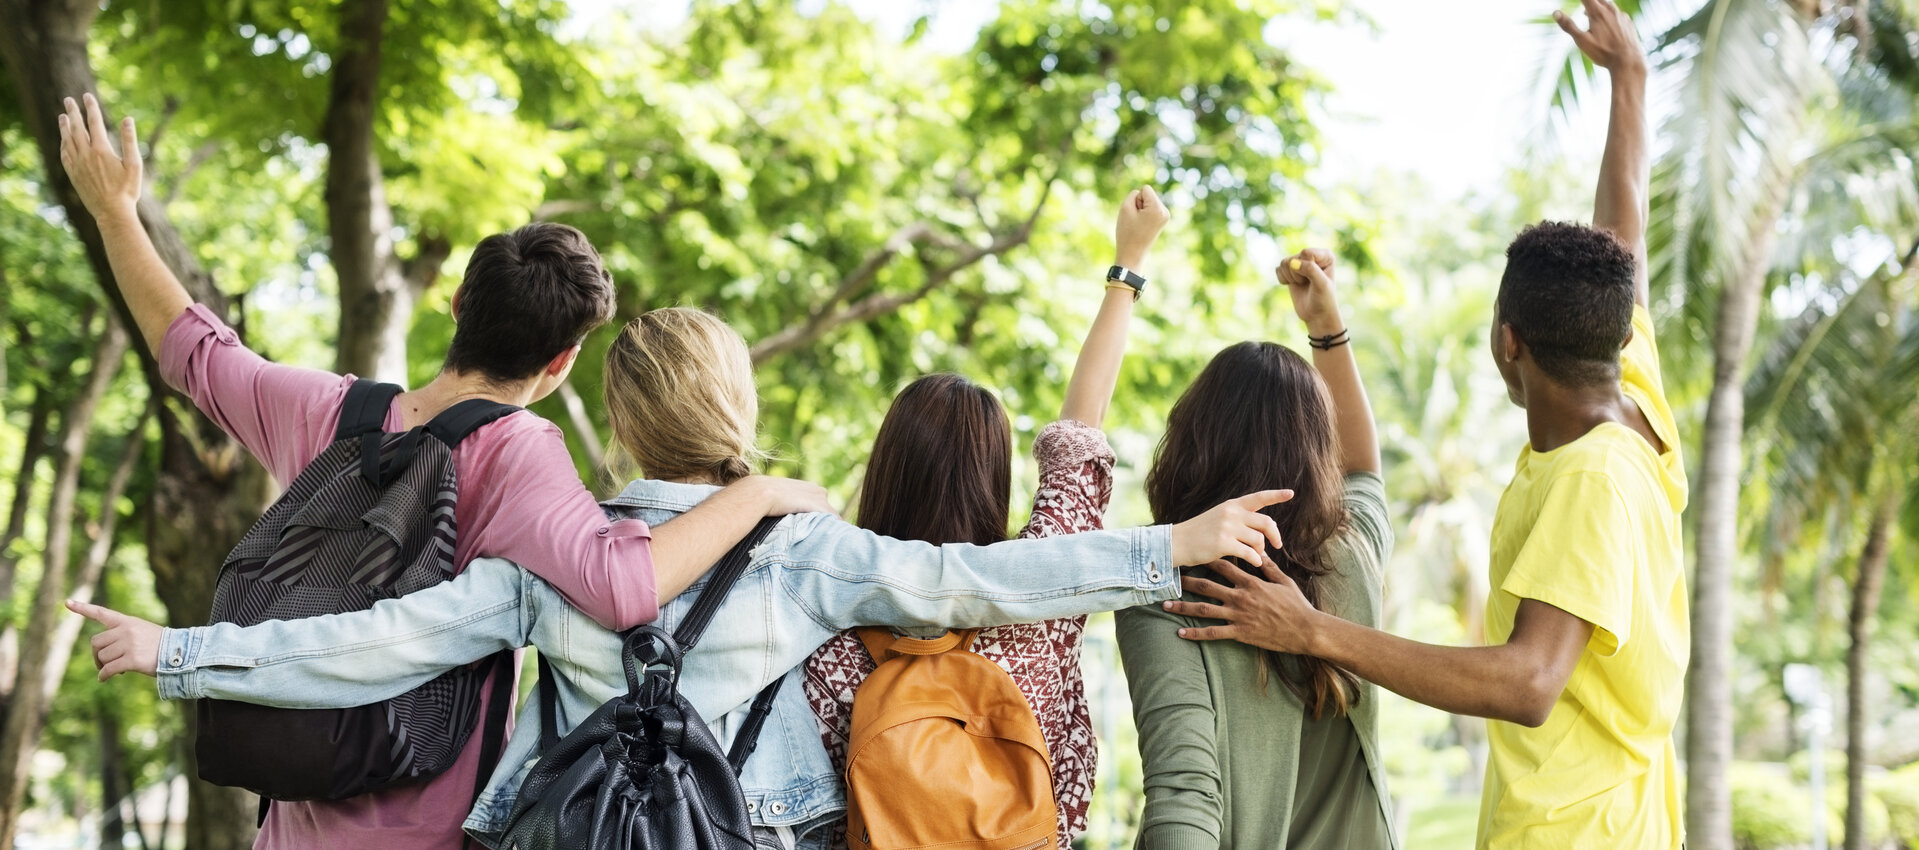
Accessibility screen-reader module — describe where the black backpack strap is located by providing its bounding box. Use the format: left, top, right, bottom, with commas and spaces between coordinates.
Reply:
725, 675, 784, 775
669, 516, 782, 652
464, 651, 516, 850
335, 380, 403, 441
536, 653, 560, 753
425, 398, 520, 450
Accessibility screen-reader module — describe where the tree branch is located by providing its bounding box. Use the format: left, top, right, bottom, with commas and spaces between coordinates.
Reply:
748, 146, 1067, 365
160, 141, 221, 208
42, 401, 148, 698
402, 232, 452, 295
556, 382, 606, 475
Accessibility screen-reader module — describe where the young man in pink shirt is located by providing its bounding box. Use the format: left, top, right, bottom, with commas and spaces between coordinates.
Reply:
57, 92, 828, 849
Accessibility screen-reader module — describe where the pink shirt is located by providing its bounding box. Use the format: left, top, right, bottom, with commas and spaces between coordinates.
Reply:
801, 419, 1114, 848
161, 305, 659, 849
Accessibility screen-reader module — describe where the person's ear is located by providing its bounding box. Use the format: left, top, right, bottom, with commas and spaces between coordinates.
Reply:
545, 344, 582, 378
1498, 323, 1525, 363
450, 287, 463, 323
1620, 326, 1635, 351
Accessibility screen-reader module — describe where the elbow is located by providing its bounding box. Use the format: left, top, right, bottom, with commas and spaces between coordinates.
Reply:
1497, 669, 1564, 728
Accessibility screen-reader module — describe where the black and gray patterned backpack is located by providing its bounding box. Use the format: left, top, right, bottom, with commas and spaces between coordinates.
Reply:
196, 379, 519, 802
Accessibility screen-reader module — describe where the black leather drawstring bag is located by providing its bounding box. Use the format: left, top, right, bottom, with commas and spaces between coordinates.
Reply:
496, 517, 784, 850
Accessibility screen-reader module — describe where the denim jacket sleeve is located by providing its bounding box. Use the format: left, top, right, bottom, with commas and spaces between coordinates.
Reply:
154, 557, 534, 706
772, 514, 1178, 631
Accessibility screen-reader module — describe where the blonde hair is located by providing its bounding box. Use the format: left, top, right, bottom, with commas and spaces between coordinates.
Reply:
603, 307, 767, 485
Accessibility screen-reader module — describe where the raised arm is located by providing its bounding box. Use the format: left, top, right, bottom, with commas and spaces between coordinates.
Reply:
1278, 250, 1379, 475
1059, 187, 1169, 427
1559, 0, 1650, 306
58, 94, 193, 354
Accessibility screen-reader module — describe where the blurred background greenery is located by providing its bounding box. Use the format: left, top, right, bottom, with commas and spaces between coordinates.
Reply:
1, 0, 1916, 848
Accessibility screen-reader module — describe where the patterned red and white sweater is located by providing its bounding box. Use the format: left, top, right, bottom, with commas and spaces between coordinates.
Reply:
801, 419, 1115, 848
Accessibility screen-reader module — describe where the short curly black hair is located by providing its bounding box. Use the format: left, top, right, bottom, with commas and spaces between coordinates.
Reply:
1495, 222, 1636, 387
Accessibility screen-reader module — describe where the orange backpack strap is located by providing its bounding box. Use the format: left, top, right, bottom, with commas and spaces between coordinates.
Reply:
855, 628, 979, 663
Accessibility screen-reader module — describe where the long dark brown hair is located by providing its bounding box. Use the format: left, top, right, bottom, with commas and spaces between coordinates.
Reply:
856, 374, 1013, 547
1145, 341, 1360, 719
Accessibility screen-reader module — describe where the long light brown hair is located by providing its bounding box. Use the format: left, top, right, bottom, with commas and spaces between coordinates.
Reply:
855, 374, 1012, 547
1145, 341, 1360, 719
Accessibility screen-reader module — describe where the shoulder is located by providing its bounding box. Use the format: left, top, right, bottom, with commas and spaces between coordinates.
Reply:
1337, 471, 1393, 567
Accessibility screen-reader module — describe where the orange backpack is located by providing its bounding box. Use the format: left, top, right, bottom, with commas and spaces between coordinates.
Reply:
843, 627, 1059, 850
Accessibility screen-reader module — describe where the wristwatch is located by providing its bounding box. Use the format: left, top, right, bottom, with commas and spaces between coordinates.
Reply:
1106, 265, 1146, 300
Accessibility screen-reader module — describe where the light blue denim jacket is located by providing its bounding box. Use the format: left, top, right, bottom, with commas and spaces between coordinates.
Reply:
155, 479, 1176, 847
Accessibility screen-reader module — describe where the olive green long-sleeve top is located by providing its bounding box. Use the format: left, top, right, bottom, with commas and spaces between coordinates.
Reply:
1117, 472, 1399, 850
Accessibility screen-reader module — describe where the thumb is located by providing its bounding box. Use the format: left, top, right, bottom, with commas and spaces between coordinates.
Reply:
66, 598, 121, 626
1239, 488, 1295, 510
1555, 10, 1594, 46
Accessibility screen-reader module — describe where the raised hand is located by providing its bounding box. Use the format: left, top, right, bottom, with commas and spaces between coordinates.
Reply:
58, 93, 144, 221
1555, 0, 1646, 75
1276, 248, 1342, 336
1114, 186, 1171, 269
66, 599, 163, 680
1168, 490, 1293, 567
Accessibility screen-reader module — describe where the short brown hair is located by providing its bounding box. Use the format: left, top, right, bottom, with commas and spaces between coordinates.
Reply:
855, 374, 1012, 547
444, 222, 616, 382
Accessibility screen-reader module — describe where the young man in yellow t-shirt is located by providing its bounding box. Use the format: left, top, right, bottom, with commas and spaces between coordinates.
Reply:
1160, 2, 1689, 847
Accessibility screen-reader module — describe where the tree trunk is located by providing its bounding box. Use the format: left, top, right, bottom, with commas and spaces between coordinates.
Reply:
1844, 494, 1895, 850
100, 706, 127, 850
0, 386, 52, 612
0, 318, 125, 847
0, 4, 266, 846
1684, 198, 1785, 850
325, 0, 448, 382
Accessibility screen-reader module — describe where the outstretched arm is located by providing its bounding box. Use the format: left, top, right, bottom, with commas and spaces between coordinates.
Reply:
1165, 560, 1592, 727
1279, 250, 1379, 475
1059, 187, 1169, 427
58, 94, 192, 354
67, 559, 529, 708
1559, 0, 1650, 306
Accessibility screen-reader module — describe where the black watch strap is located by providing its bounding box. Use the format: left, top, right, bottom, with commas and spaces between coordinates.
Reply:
1106, 265, 1147, 296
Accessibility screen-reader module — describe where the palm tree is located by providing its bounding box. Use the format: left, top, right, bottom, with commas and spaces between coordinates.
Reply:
1746, 240, 1919, 850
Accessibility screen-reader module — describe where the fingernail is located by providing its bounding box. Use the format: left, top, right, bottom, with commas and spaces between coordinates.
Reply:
1177, 629, 1189, 637
1163, 601, 1174, 610
1289, 259, 1301, 271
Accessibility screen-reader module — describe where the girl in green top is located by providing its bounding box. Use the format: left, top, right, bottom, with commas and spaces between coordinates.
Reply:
1117, 249, 1398, 849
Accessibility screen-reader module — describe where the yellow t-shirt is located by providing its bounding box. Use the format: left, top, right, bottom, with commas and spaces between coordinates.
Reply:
1476, 305, 1691, 850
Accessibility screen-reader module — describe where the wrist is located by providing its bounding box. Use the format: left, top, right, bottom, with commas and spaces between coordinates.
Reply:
1607, 60, 1648, 84
1302, 312, 1345, 338
1300, 608, 1338, 659
1114, 252, 1147, 270
93, 200, 141, 231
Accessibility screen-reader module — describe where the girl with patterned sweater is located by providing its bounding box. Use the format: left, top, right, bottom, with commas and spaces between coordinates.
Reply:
802, 187, 1170, 847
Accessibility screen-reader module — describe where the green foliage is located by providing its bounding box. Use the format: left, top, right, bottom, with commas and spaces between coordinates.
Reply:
1880, 762, 1919, 849
1732, 762, 1814, 849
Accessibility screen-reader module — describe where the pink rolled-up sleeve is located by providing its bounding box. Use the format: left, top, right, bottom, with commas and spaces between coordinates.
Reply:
453, 417, 659, 630
1021, 419, 1116, 539
158, 304, 356, 483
